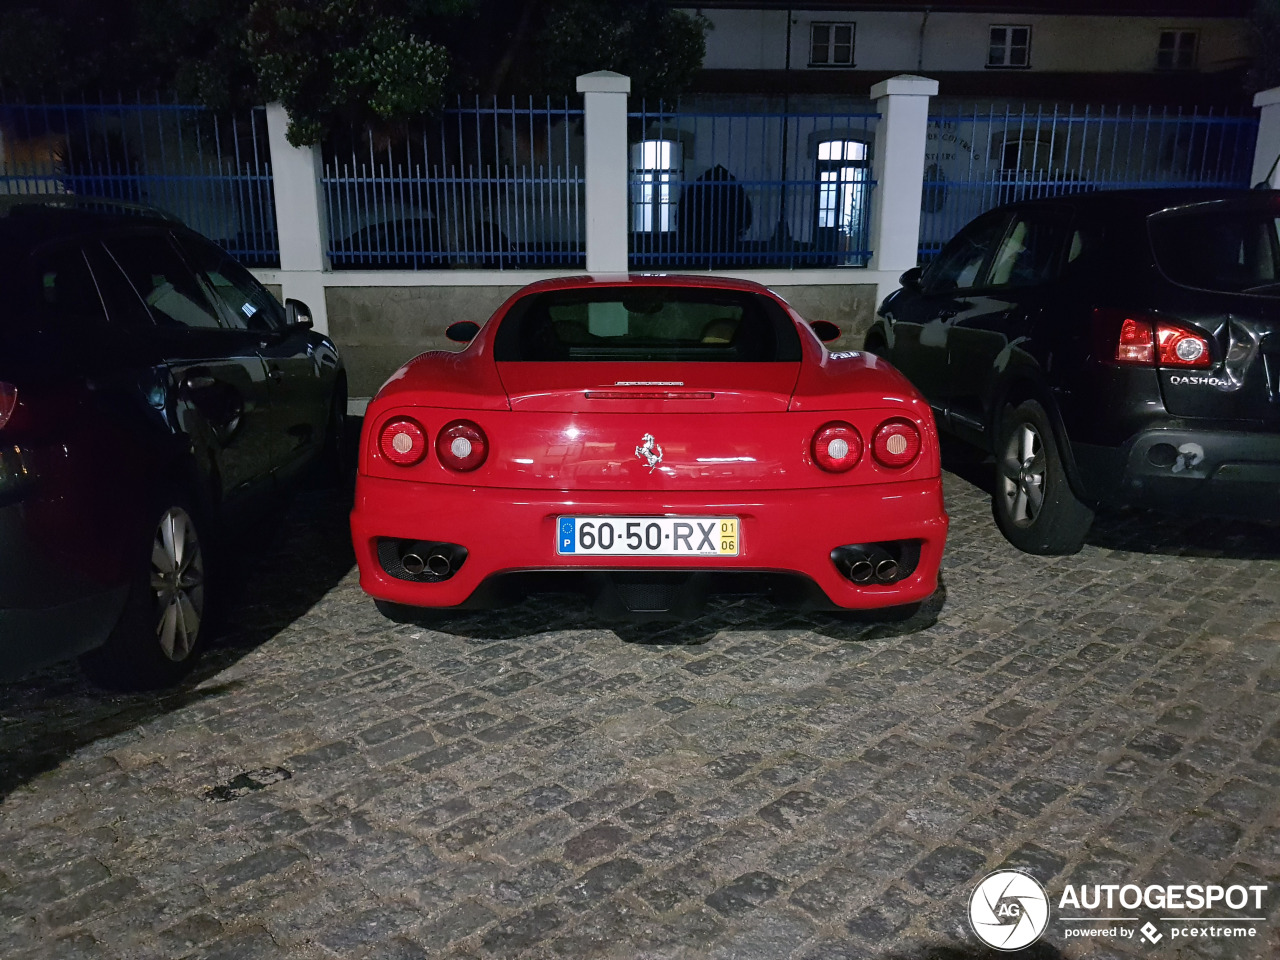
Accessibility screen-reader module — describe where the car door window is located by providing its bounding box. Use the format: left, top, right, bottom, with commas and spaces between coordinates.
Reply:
29, 246, 108, 333
173, 233, 285, 333
102, 233, 225, 330
923, 212, 1008, 292
986, 215, 1070, 288
81, 243, 157, 331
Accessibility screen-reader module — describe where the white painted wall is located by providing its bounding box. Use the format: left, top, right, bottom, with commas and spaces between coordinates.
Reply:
700, 8, 789, 70
689, 8, 1249, 75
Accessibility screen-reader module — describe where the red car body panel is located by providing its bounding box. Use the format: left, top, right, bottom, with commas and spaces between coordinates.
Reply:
351, 275, 949, 612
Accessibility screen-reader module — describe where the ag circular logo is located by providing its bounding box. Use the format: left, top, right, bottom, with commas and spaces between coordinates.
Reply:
969, 870, 1050, 951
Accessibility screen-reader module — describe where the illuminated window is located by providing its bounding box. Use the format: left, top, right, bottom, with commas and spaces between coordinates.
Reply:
988, 25, 1031, 69
810, 23, 855, 67
630, 140, 680, 232
816, 140, 869, 234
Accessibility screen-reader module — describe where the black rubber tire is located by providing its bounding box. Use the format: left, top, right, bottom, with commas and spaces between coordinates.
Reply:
82, 492, 210, 689
991, 399, 1094, 555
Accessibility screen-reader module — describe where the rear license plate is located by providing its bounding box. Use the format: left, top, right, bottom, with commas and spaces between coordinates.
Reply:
556, 517, 739, 556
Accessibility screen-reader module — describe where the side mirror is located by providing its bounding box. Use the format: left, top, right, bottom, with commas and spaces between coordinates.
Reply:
285, 298, 314, 329
810, 320, 841, 343
899, 266, 923, 291
446, 320, 480, 343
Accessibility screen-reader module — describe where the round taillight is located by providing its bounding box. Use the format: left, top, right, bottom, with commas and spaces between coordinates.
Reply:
379, 417, 427, 466
872, 418, 922, 469
812, 421, 862, 473
436, 420, 488, 471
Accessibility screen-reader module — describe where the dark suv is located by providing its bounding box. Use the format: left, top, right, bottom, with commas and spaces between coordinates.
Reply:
0, 199, 345, 686
866, 189, 1280, 554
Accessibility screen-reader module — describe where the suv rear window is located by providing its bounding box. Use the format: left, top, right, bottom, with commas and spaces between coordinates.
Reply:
493, 287, 802, 362
1149, 205, 1280, 293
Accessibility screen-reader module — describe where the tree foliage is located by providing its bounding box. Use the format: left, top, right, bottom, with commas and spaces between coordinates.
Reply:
0, 0, 709, 143
244, 0, 454, 145
532, 0, 709, 102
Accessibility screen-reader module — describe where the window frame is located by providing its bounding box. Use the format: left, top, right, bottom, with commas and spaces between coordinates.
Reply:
1156, 29, 1198, 71
808, 21, 856, 68
629, 139, 682, 234
987, 24, 1032, 70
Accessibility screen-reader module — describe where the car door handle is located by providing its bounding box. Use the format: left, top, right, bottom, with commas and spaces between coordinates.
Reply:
267, 367, 283, 381
184, 374, 216, 391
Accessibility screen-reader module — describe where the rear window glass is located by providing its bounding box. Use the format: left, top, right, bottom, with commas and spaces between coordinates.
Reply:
493, 287, 802, 362
1149, 207, 1280, 293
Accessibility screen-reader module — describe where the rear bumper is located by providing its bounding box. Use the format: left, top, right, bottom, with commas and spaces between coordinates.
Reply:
1074, 426, 1280, 520
0, 588, 127, 677
0, 493, 128, 678
350, 475, 948, 610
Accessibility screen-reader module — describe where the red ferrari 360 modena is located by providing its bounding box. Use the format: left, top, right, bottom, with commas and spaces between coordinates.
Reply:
351, 275, 948, 620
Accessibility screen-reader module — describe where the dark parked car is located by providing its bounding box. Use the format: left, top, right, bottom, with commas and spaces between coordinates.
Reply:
866, 189, 1280, 554
0, 198, 345, 687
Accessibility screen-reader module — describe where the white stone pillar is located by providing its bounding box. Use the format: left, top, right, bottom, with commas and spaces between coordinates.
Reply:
868, 75, 939, 302
576, 71, 631, 275
1252, 86, 1280, 188
265, 103, 330, 334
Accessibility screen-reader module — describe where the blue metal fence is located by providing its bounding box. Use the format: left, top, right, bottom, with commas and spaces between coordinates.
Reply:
920, 103, 1260, 260
628, 103, 879, 269
322, 97, 584, 269
0, 96, 278, 265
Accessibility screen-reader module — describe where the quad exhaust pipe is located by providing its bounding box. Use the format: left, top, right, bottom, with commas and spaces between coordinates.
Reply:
400, 551, 453, 577
378, 539, 468, 582
831, 542, 917, 585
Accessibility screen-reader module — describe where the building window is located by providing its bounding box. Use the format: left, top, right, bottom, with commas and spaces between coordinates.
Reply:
810, 23, 855, 67
815, 140, 870, 259
987, 25, 1031, 69
1157, 30, 1197, 70
630, 140, 680, 232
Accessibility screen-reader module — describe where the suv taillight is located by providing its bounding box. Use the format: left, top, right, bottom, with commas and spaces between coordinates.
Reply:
0, 382, 15, 431
1097, 309, 1212, 369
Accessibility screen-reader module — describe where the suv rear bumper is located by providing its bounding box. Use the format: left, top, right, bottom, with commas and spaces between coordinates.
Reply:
1074, 427, 1280, 520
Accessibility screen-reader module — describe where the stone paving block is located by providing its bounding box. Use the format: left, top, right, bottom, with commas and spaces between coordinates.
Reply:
2, 479, 1279, 959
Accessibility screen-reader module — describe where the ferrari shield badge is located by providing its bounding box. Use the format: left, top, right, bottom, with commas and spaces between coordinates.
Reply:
635, 433, 663, 471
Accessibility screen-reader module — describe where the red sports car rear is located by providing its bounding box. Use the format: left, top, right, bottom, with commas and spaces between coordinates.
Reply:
351, 276, 948, 618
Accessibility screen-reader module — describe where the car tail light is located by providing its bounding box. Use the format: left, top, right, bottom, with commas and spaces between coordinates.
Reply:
436, 420, 488, 471
812, 421, 862, 472
1116, 317, 1155, 364
1098, 309, 1212, 369
379, 417, 428, 466
872, 418, 922, 469
0, 383, 15, 431
1155, 324, 1211, 368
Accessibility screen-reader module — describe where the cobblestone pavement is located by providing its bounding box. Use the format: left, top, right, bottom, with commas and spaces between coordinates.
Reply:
2, 464, 1280, 960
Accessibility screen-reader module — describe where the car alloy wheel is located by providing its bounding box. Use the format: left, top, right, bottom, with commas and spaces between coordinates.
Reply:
991, 399, 1093, 555
149, 506, 204, 661
998, 421, 1045, 527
